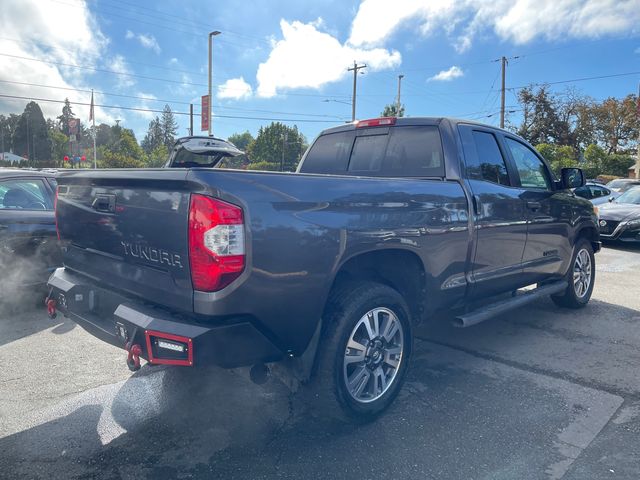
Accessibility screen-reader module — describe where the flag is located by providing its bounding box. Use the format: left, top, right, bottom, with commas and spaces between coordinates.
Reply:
89, 90, 94, 123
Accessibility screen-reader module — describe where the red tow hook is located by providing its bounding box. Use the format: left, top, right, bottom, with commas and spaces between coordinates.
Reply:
46, 298, 57, 319
125, 342, 142, 372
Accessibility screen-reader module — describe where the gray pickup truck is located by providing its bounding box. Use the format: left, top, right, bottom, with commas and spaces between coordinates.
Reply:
48, 117, 599, 420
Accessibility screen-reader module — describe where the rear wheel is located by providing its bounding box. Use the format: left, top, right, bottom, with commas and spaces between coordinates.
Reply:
307, 281, 412, 422
551, 239, 595, 309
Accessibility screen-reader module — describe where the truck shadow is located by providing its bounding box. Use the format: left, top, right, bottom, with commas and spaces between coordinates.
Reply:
1, 297, 638, 479
0, 303, 75, 348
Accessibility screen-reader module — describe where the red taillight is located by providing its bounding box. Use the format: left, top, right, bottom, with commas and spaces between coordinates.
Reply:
54, 186, 60, 241
356, 117, 397, 128
188, 194, 245, 292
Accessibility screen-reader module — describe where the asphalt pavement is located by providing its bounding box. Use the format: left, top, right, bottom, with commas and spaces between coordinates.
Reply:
1, 244, 639, 479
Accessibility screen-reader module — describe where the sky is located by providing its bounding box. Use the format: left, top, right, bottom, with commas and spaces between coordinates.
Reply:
0, 0, 638, 144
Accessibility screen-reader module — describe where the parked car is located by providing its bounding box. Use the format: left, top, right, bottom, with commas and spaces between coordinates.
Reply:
605, 178, 640, 193
48, 117, 599, 420
0, 169, 60, 297
573, 182, 619, 205
597, 186, 640, 242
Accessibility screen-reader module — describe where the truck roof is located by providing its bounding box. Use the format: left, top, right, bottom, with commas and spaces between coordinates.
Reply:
318, 117, 510, 136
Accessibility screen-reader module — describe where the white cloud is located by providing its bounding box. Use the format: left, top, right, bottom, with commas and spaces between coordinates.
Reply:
0, 0, 114, 124
257, 19, 401, 98
217, 77, 253, 100
109, 55, 135, 89
125, 31, 161, 54
348, 0, 640, 52
133, 92, 158, 120
428, 65, 463, 82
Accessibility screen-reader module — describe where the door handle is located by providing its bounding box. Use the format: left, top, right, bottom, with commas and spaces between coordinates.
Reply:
526, 201, 541, 211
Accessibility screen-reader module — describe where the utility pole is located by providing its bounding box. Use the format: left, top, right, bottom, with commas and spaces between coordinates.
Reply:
26, 112, 30, 161
635, 82, 640, 179
500, 56, 507, 129
208, 30, 221, 137
348, 61, 367, 122
32, 134, 36, 164
189, 103, 193, 136
395, 74, 404, 116
281, 131, 288, 172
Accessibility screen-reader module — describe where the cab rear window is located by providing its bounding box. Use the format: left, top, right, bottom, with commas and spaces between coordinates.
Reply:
301, 126, 444, 177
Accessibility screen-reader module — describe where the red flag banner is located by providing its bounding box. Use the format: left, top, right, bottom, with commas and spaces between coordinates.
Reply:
201, 95, 210, 132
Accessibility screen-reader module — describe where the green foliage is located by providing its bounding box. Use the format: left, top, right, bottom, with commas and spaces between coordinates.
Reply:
601, 154, 635, 177
222, 131, 254, 169
246, 161, 280, 171
146, 144, 169, 167
141, 117, 164, 154
50, 129, 69, 167
160, 105, 179, 150
57, 98, 75, 136
381, 104, 405, 117
247, 122, 307, 171
12, 102, 53, 167
97, 129, 145, 168
535, 143, 578, 176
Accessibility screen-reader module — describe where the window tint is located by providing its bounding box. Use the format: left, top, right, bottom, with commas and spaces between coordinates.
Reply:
348, 134, 388, 172
300, 131, 354, 174
0, 179, 52, 210
505, 138, 552, 190
468, 131, 510, 185
382, 126, 443, 177
573, 186, 591, 199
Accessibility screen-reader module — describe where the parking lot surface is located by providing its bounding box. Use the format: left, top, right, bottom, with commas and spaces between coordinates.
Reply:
1, 245, 639, 479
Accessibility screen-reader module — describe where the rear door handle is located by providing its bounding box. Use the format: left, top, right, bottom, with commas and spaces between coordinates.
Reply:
526, 201, 541, 211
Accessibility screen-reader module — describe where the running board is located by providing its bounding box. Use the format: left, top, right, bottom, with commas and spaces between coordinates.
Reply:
453, 281, 568, 328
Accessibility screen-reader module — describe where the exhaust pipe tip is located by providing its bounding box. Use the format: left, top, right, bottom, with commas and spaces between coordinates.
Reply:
249, 363, 270, 385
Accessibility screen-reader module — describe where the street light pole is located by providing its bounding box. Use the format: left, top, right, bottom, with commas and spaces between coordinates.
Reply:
396, 74, 404, 116
348, 61, 367, 122
208, 30, 221, 137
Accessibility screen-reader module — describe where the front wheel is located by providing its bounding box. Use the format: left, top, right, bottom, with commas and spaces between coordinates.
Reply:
551, 239, 595, 309
307, 281, 413, 422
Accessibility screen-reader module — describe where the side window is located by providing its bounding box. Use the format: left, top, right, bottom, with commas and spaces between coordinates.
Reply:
381, 126, 444, 177
468, 131, 510, 185
505, 138, 552, 190
0, 179, 53, 210
300, 131, 354, 174
348, 134, 388, 172
574, 186, 592, 199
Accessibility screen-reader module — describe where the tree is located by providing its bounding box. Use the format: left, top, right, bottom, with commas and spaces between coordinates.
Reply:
57, 98, 75, 136
222, 131, 254, 168
95, 123, 115, 148
141, 116, 164, 154
0, 114, 20, 153
50, 129, 69, 167
381, 104, 405, 117
535, 143, 577, 176
98, 128, 145, 168
247, 122, 307, 171
12, 102, 52, 167
160, 105, 179, 150
592, 95, 639, 154
146, 144, 169, 167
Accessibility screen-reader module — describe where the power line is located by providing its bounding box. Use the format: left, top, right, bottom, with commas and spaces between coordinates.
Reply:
0, 93, 345, 123
0, 79, 349, 119
0, 36, 208, 78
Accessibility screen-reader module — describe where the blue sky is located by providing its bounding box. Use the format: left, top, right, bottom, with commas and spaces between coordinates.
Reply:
0, 0, 638, 144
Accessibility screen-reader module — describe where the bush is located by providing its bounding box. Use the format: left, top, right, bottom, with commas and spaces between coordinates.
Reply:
246, 161, 280, 171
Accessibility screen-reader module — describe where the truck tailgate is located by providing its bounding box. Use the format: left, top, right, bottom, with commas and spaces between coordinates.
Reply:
56, 170, 196, 312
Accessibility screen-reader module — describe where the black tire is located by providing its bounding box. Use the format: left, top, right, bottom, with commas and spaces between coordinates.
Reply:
306, 281, 413, 422
551, 239, 595, 309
